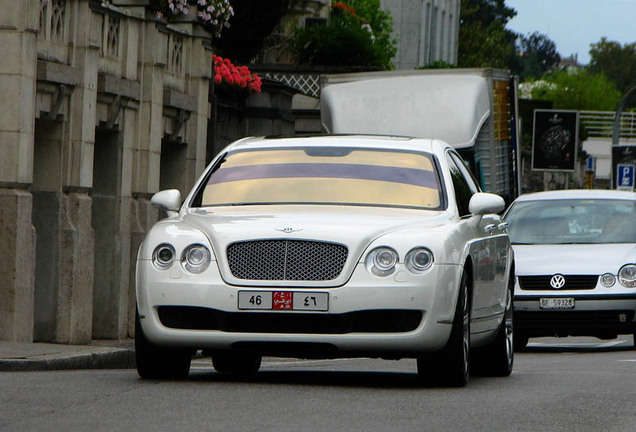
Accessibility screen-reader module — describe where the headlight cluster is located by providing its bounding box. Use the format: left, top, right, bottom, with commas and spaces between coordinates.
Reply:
366, 246, 433, 277
152, 243, 211, 274
618, 264, 636, 288
600, 264, 636, 288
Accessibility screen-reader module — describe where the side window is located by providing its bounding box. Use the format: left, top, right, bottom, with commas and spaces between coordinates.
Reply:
446, 152, 479, 217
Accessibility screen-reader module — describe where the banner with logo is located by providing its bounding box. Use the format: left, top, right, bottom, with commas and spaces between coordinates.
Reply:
532, 110, 578, 171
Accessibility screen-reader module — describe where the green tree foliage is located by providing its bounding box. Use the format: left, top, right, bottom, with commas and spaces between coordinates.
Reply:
458, 0, 517, 68
515, 32, 561, 79
528, 70, 621, 111
589, 38, 636, 94
289, 0, 397, 70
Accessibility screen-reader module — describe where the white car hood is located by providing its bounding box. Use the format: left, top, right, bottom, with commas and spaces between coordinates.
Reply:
513, 243, 636, 275
183, 205, 447, 255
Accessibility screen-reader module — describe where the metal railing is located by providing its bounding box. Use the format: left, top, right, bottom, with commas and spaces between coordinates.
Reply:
579, 111, 636, 139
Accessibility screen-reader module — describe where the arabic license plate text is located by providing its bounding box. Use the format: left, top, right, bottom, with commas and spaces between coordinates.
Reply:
238, 291, 328, 311
540, 298, 575, 309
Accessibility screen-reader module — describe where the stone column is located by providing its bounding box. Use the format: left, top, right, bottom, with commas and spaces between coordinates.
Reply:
62, 1, 100, 342
186, 35, 213, 184
0, 0, 39, 342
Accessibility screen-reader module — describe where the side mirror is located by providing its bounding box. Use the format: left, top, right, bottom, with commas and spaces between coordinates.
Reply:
469, 192, 505, 216
151, 189, 182, 215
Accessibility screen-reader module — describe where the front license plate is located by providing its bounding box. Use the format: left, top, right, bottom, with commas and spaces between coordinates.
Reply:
238, 291, 328, 311
539, 298, 575, 309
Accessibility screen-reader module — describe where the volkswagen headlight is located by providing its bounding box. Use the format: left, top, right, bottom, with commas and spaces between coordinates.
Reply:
618, 264, 636, 288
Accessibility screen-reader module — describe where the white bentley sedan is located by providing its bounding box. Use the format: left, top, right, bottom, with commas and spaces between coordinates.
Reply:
135, 135, 515, 386
503, 189, 636, 350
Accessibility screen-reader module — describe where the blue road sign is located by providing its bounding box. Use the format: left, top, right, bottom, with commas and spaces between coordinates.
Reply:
616, 164, 635, 191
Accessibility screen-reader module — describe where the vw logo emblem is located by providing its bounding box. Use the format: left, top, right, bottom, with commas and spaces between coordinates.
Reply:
550, 274, 566, 289
276, 227, 302, 233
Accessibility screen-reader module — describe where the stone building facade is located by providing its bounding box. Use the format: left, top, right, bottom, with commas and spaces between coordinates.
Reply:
381, 0, 460, 69
1, 0, 214, 343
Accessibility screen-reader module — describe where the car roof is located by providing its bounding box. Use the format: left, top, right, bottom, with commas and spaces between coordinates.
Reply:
513, 189, 636, 202
222, 134, 447, 154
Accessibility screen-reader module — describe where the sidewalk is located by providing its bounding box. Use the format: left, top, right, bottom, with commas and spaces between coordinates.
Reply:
0, 339, 136, 372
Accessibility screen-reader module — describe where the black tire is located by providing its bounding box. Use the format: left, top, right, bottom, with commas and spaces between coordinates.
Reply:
135, 311, 192, 379
471, 269, 514, 377
212, 352, 262, 376
417, 270, 471, 387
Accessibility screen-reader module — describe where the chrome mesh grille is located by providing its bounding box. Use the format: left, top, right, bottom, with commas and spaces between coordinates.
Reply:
227, 240, 348, 281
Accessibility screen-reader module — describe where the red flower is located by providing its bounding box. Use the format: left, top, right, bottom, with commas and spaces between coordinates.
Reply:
212, 55, 261, 94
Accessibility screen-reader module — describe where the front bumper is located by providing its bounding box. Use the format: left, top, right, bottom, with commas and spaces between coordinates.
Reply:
514, 293, 636, 337
136, 260, 463, 357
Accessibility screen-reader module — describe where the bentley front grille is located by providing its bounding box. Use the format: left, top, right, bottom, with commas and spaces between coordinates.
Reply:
227, 240, 348, 281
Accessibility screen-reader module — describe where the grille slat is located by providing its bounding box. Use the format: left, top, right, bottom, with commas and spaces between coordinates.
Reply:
227, 240, 348, 281
519, 275, 598, 290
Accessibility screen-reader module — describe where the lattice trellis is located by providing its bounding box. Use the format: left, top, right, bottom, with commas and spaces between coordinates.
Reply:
262, 72, 321, 98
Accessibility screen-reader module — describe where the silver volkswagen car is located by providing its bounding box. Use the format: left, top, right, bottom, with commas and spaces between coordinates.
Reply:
503, 189, 636, 350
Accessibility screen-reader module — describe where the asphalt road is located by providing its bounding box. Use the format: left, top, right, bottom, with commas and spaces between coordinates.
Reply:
2, 336, 635, 432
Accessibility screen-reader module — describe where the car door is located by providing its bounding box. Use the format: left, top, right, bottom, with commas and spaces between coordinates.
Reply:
446, 151, 507, 334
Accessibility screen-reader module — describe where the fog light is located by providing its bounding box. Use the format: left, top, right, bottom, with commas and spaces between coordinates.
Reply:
600, 273, 616, 287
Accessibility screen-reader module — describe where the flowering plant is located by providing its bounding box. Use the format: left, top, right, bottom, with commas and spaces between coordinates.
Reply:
213, 55, 262, 94
332, 1, 356, 15
149, 0, 234, 37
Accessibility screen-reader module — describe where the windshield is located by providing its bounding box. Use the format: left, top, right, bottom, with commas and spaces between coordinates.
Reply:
504, 198, 636, 244
193, 147, 443, 209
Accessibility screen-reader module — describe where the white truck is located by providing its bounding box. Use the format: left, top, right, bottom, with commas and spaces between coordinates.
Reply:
320, 68, 520, 203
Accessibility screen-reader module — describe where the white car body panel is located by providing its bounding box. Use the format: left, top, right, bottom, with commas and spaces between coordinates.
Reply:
136, 135, 513, 358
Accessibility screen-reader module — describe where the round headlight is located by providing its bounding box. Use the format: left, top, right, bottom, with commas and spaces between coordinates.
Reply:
181, 244, 211, 274
152, 244, 175, 270
600, 273, 616, 287
366, 247, 398, 277
618, 264, 636, 288
406, 248, 434, 273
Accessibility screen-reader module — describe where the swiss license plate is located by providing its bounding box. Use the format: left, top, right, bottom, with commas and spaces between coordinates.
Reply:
539, 297, 575, 309
238, 291, 328, 311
